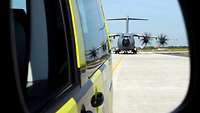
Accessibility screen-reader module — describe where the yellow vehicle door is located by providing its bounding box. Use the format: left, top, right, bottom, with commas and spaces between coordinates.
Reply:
69, 0, 113, 113
9, 0, 112, 112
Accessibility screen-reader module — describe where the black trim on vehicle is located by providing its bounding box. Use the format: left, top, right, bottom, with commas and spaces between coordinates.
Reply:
61, 0, 83, 85
1, 0, 29, 113
172, 1, 199, 113
99, 64, 106, 72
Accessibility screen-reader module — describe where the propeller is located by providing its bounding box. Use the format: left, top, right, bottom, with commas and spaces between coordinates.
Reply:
140, 33, 152, 46
158, 34, 168, 47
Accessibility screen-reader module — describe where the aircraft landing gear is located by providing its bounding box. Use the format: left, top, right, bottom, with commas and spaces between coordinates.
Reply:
115, 49, 120, 54
132, 48, 137, 54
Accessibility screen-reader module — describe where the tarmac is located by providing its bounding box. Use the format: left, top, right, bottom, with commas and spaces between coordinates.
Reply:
112, 53, 190, 113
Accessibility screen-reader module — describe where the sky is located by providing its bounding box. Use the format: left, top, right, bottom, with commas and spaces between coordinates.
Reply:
102, 0, 188, 47
12, 0, 188, 47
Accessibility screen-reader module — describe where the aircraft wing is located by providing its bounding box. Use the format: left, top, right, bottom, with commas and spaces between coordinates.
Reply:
107, 18, 127, 21
132, 34, 145, 39
109, 33, 120, 39
133, 34, 158, 39
128, 18, 148, 20
107, 17, 148, 21
133, 34, 144, 37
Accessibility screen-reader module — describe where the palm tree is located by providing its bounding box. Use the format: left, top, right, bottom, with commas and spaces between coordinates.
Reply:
158, 34, 168, 47
89, 48, 98, 60
101, 41, 107, 52
140, 33, 151, 47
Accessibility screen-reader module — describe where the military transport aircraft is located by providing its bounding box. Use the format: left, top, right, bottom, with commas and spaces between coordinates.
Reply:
107, 16, 157, 54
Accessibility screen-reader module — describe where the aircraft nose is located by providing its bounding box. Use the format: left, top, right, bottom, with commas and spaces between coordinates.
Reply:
122, 38, 130, 47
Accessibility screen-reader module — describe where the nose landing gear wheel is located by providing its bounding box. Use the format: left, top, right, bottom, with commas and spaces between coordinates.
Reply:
132, 49, 137, 54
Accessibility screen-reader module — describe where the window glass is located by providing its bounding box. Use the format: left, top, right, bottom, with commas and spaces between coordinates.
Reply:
76, 0, 109, 70
11, 0, 72, 111
11, 0, 26, 11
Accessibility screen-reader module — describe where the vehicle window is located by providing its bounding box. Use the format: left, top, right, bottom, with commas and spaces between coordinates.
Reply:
76, 0, 109, 72
11, 0, 72, 111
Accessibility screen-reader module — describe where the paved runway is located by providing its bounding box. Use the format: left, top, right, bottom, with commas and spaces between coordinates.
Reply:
112, 54, 190, 113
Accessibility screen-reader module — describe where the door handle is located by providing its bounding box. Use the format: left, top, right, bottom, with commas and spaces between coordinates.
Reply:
91, 92, 104, 107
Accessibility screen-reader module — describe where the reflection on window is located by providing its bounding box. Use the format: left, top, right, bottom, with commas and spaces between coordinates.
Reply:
76, 0, 109, 71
